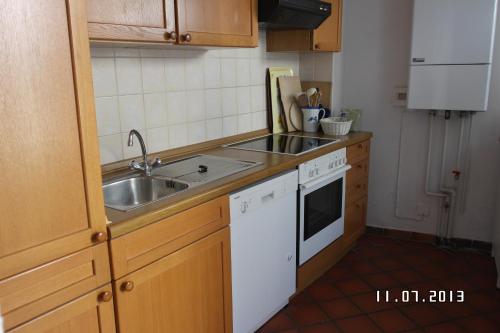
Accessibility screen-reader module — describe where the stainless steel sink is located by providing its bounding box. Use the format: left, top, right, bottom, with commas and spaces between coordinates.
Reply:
103, 176, 189, 211
103, 154, 261, 212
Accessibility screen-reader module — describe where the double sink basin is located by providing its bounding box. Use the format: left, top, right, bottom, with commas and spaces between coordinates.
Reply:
103, 154, 260, 211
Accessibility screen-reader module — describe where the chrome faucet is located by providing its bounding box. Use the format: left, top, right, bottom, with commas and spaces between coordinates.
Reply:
127, 130, 161, 176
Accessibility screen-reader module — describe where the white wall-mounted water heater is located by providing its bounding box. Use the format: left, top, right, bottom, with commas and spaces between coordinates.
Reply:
408, 0, 498, 111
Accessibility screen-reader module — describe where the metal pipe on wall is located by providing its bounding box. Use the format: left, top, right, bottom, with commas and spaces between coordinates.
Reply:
425, 111, 448, 237
439, 114, 458, 239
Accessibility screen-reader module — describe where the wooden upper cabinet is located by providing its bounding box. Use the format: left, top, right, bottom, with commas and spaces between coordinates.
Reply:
87, 0, 177, 43
0, 0, 107, 280
312, 0, 342, 51
266, 0, 342, 52
87, 0, 258, 46
176, 0, 258, 46
6, 285, 116, 333
114, 228, 232, 333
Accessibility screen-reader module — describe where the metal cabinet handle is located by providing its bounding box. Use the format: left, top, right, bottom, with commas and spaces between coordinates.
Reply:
98, 291, 113, 302
121, 281, 135, 292
182, 33, 192, 42
92, 232, 107, 243
166, 31, 177, 40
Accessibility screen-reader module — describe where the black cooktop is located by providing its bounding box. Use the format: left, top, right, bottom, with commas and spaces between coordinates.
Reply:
225, 134, 339, 156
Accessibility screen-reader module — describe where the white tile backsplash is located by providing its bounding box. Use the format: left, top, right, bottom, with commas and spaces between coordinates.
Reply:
147, 127, 169, 153
165, 58, 185, 91
168, 123, 188, 148
144, 93, 167, 128
99, 134, 123, 164
141, 58, 165, 93
118, 95, 145, 131
236, 86, 251, 115
166, 91, 187, 125
92, 58, 117, 97
222, 87, 238, 116
95, 96, 120, 136
115, 58, 143, 95
187, 121, 206, 144
206, 118, 223, 140
186, 90, 206, 122
91, 30, 300, 164
223, 116, 239, 137
205, 89, 222, 119
220, 58, 237, 87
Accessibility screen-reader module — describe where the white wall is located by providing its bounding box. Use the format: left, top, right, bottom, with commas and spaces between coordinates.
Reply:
341, 0, 500, 242
91, 30, 300, 164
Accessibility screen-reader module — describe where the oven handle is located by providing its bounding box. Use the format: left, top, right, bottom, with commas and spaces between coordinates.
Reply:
300, 165, 352, 190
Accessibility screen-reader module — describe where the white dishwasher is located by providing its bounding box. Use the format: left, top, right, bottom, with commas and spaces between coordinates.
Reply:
230, 170, 298, 333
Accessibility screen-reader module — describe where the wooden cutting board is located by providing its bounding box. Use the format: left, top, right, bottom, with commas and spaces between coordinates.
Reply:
278, 76, 303, 131
301, 81, 332, 108
268, 67, 293, 133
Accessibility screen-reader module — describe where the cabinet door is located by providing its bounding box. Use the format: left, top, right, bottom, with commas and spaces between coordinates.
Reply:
6, 285, 116, 333
87, 0, 177, 43
176, 0, 258, 47
344, 197, 367, 247
312, 0, 342, 51
114, 228, 232, 333
0, 0, 107, 280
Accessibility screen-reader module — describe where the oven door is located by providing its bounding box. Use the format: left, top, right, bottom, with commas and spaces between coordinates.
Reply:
298, 165, 350, 265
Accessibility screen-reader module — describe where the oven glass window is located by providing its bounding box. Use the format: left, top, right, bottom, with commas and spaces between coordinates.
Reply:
304, 178, 343, 240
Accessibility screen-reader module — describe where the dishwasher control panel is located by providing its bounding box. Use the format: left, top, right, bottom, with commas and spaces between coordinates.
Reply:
230, 170, 298, 220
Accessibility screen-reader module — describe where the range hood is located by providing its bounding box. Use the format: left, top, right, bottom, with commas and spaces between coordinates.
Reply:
259, 0, 331, 30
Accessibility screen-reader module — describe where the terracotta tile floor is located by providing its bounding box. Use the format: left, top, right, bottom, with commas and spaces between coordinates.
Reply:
257, 234, 500, 333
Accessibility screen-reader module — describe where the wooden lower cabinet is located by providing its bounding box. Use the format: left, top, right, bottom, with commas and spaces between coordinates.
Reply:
6, 285, 116, 333
113, 227, 232, 333
344, 197, 368, 246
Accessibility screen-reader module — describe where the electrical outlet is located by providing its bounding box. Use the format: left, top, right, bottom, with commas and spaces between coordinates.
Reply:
393, 86, 408, 107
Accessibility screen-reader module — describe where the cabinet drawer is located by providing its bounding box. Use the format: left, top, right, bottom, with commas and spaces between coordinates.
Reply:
1, 244, 110, 331
347, 140, 370, 164
346, 176, 368, 204
347, 158, 369, 181
6, 284, 115, 333
110, 195, 229, 278
344, 197, 367, 246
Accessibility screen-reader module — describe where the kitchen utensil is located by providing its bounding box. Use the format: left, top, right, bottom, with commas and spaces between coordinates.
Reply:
269, 67, 294, 133
302, 81, 332, 108
302, 108, 326, 132
306, 88, 317, 107
278, 76, 303, 131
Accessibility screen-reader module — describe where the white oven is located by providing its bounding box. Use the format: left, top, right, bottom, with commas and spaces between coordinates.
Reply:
298, 148, 351, 265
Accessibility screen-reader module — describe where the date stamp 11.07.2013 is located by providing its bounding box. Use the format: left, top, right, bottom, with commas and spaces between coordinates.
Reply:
376, 290, 464, 304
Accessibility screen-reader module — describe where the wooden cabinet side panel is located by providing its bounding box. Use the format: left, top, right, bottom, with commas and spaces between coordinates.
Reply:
6, 285, 116, 333
114, 228, 232, 333
313, 0, 342, 51
0, 0, 107, 280
266, 30, 312, 52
